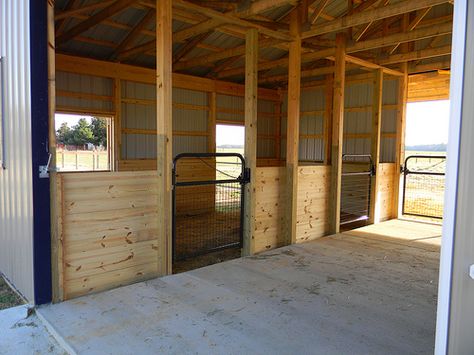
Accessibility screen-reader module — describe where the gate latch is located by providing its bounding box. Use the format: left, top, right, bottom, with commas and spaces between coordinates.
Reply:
241, 167, 251, 184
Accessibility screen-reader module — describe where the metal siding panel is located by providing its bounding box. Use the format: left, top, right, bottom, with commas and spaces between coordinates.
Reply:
56, 71, 113, 112
0, 0, 34, 301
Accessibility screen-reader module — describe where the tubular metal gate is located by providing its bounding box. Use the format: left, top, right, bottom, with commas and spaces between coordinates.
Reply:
172, 153, 248, 261
340, 154, 374, 226
402, 155, 446, 219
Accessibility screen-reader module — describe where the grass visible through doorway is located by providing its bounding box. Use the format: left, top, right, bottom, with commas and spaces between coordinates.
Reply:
0, 276, 24, 310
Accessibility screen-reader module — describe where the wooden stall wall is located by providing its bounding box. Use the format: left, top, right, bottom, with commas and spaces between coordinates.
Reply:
296, 165, 331, 243
253, 165, 331, 253
254, 167, 287, 253
57, 171, 160, 300
376, 163, 396, 222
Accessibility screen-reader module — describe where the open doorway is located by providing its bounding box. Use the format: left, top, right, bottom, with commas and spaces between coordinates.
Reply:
55, 113, 113, 172
172, 124, 246, 274
402, 100, 449, 223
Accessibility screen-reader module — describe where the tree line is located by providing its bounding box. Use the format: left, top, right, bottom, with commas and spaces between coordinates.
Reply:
56, 117, 107, 147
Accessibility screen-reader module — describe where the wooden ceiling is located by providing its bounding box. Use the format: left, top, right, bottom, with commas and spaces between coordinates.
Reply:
54, 0, 454, 87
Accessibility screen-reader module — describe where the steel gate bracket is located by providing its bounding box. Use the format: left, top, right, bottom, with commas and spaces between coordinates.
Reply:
241, 167, 251, 184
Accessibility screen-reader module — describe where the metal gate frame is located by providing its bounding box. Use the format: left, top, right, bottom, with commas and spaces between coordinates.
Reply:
172, 152, 249, 262
340, 154, 375, 226
402, 155, 446, 219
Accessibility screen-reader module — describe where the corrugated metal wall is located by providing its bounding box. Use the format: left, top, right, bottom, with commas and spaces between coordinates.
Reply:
281, 77, 399, 163
0, 0, 35, 301
216, 94, 278, 158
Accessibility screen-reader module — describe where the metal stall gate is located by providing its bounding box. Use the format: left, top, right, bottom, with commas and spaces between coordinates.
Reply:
340, 154, 374, 226
172, 153, 249, 261
402, 155, 446, 219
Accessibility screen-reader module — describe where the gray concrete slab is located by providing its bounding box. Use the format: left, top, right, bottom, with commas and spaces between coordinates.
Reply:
0, 305, 67, 355
38, 221, 440, 355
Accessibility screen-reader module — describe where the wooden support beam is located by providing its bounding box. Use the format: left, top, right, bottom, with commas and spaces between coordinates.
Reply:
54, 0, 114, 20
173, 32, 212, 64
243, 29, 258, 256
56, 0, 133, 44
55, 0, 82, 35
379, 45, 452, 65
329, 33, 346, 235
369, 69, 383, 224
344, 54, 403, 76
172, 0, 292, 41
217, 21, 452, 79
309, 0, 330, 24
156, 0, 172, 275
110, 9, 155, 60
388, 7, 432, 55
174, 18, 223, 43
48, 0, 63, 303
174, 38, 279, 71
324, 74, 333, 165
117, 39, 155, 61
208, 92, 216, 153
238, 0, 298, 18
275, 96, 282, 160
392, 62, 408, 218
286, 8, 302, 245
302, 0, 449, 39
114, 78, 122, 169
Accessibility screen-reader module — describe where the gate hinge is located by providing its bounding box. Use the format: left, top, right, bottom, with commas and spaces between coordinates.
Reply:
242, 167, 251, 184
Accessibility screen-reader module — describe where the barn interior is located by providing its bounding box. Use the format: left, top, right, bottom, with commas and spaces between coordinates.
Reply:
48, 0, 451, 326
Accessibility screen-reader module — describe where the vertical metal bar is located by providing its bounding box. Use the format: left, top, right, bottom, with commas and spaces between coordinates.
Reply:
171, 163, 177, 263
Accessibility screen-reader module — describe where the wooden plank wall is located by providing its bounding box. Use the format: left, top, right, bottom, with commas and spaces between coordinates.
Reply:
57, 171, 160, 299
408, 72, 450, 102
296, 165, 331, 243
253, 165, 331, 253
254, 167, 287, 253
377, 163, 396, 222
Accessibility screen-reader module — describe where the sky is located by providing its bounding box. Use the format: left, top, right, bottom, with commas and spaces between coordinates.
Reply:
216, 124, 245, 147
405, 100, 450, 146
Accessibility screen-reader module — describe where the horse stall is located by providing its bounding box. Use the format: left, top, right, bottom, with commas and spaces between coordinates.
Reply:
17, 0, 464, 352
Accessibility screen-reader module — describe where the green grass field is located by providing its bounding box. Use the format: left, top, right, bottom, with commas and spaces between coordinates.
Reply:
403, 150, 446, 219
56, 150, 109, 171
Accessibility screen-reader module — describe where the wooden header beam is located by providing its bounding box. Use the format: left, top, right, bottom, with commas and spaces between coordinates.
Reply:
55, 54, 280, 101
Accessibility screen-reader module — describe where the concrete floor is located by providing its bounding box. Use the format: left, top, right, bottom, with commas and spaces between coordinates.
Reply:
38, 220, 441, 355
0, 305, 66, 355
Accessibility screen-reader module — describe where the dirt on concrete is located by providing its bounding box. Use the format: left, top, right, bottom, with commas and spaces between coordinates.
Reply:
0, 276, 24, 310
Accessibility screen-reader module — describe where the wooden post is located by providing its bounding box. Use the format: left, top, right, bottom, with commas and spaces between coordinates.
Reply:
156, 0, 172, 275
48, 0, 63, 303
208, 92, 216, 153
369, 68, 383, 224
392, 63, 408, 218
324, 73, 333, 165
243, 28, 258, 256
392, 14, 409, 219
274, 97, 282, 161
286, 8, 302, 245
114, 78, 121, 170
329, 33, 346, 235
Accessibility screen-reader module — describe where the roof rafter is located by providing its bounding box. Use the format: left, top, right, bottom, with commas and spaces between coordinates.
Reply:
57, 0, 136, 44
217, 20, 452, 78
110, 8, 155, 61
172, 0, 292, 41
